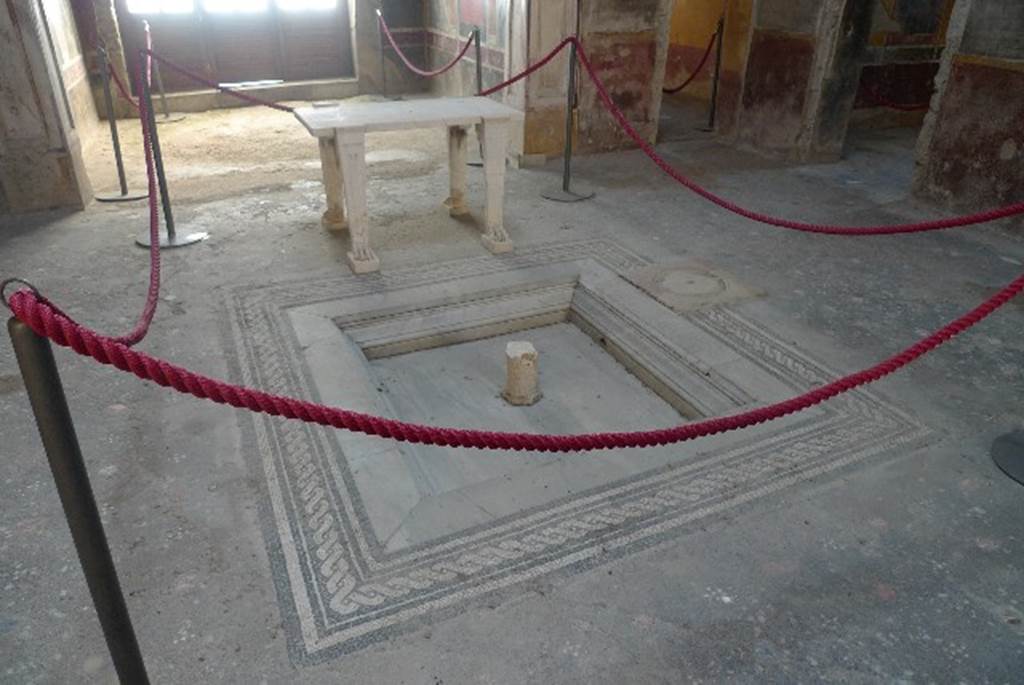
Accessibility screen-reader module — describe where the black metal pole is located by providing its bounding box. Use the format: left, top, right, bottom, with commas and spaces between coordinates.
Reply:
562, 40, 577, 193
95, 48, 146, 203
992, 430, 1024, 486
153, 60, 171, 120
142, 64, 176, 240
474, 27, 483, 95
540, 40, 594, 202
7, 318, 150, 685
134, 53, 206, 248
376, 8, 386, 96
707, 16, 725, 132
100, 48, 128, 196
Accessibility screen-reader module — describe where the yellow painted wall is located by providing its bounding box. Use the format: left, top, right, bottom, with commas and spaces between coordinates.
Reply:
669, 0, 722, 49
666, 0, 724, 100
721, 0, 752, 76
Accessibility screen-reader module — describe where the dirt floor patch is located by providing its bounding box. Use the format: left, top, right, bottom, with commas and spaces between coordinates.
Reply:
84, 97, 451, 205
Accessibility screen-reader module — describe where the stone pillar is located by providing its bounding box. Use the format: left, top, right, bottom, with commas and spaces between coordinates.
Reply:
914, 0, 1024, 211
714, 0, 756, 139
517, 0, 673, 159
502, 341, 540, 406
726, 0, 874, 161
800, 0, 875, 160
576, 0, 673, 153
520, 0, 575, 160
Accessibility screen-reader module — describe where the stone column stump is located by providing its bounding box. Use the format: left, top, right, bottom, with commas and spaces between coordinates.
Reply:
502, 341, 540, 406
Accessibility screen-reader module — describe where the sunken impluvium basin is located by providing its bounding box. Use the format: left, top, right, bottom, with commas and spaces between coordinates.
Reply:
234, 242, 928, 659
291, 259, 813, 550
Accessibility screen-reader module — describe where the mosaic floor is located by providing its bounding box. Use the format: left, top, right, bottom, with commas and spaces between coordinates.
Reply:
226, 240, 931, 661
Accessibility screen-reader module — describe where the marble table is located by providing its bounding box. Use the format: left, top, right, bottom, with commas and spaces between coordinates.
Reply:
294, 97, 525, 274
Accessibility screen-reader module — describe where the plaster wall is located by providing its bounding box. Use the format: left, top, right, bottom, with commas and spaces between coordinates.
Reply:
576, 0, 673, 153
664, 0, 722, 102
1, 0, 92, 213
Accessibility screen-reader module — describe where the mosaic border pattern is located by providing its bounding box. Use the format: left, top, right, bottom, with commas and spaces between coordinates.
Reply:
225, 240, 932, 662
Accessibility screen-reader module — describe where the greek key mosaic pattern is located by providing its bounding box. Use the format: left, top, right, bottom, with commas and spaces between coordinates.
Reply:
226, 240, 931, 662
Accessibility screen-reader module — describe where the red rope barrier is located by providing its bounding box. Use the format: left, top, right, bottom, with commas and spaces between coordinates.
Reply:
57, 24, 161, 348
122, 33, 162, 349
662, 31, 717, 95
5, 33, 1024, 455
479, 37, 576, 97
6, 269, 1022, 451
379, 14, 475, 78
143, 49, 294, 113
571, 38, 1024, 234
108, 64, 140, 111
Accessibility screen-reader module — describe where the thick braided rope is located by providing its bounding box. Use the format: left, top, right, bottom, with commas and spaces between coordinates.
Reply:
108, 64, 140, 111
571, 38, 1024, 234
143, 50, 294, 113
379, 15, 475, 78
662, 31, 717, 95
8, 269, 1022, 451
117, 43, 162, 348
479, 37, 576, 97
52, 34, 161, 348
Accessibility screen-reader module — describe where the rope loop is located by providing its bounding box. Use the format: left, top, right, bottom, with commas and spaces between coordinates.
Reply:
662, 31, 717, 95
143, 49, 295, 113
378, 12, 476, 78
1, 278, 41, 311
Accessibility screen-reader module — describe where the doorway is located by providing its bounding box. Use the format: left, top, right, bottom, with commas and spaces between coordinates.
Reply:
658, 0, 724, 142
116, 0, 355, 93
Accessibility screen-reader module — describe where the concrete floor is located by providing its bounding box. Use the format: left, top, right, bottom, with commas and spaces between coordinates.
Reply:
2, 105, 1024, 683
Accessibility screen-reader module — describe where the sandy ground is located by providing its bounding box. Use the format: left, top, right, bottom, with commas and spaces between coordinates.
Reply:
85, 97, 453, 205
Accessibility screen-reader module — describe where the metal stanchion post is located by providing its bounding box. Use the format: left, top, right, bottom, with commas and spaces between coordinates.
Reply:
541, 40, 594, 203
7, 318, 151, 685
992, 430, 1024, 486
95, 46, 147, 203
704, 16, 725, 133
376, 8, 387, 97
136, 62, 208, 249
468, 27, 485, 167
474, 27, 483, 95
152, 57, 186, 124
148, 27, 184, 124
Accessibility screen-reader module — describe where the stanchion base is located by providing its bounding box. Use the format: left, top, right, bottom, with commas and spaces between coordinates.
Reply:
992, 430, 1024, 486
155, 114, 187, 124
95, 192, 149, 203
541, 188, 596, 203
135, 230, 209, 249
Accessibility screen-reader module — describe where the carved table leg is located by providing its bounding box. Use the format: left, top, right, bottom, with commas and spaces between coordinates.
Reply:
318, 135, 347, 231
335, 128, 379, 274
479, 117, 514, 254
446, 126, 470, 216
